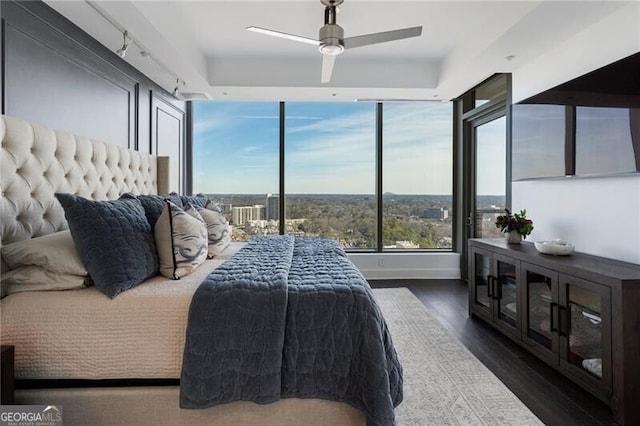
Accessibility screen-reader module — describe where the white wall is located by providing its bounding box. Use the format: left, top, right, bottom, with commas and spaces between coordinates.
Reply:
512, 176, 640, 264
512, 175, 640, 264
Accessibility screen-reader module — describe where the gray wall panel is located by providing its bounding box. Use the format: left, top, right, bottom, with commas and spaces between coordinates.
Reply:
1, 0, 186, 184
152, 92, 185, 192
5, 23, 132, 147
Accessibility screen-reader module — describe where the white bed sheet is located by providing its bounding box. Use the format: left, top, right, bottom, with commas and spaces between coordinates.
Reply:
0, 242, 246, 380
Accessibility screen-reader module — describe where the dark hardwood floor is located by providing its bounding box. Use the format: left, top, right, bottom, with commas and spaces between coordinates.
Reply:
369, 279, 614, 426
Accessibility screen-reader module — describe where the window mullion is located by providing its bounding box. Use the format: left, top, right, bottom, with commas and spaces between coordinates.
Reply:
376, 102, 383, 252
279, 101, 285, 235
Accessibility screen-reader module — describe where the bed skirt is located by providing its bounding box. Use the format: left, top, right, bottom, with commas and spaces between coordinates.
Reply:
16, 387, 365, 426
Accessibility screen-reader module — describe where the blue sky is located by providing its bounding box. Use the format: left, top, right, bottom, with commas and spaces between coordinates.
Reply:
193, 101, 458, 195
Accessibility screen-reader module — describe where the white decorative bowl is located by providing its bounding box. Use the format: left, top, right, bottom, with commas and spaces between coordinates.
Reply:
534, 240, 575, 256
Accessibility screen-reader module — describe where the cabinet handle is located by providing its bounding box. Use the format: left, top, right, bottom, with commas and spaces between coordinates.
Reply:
487, 276, 493, 298
550, 303, 558, 332
557, 305, 569, 336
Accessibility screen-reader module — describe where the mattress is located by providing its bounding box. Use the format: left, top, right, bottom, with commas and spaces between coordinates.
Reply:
0, 242, 246, 380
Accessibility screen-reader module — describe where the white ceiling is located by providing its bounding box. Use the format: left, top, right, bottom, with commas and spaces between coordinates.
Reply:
45, 0, 634, 101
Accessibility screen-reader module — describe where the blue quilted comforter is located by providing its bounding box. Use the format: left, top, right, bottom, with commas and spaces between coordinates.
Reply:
180, 235, 403, 426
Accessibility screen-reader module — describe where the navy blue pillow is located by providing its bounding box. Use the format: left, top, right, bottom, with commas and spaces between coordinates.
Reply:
55, 193, 159, 298
120, 193, 183, 228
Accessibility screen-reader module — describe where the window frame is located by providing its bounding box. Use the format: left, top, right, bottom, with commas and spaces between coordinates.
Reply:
189, 100, 454, 253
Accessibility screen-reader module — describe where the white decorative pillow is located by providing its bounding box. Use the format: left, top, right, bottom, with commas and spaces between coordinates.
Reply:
155, 201, 208, 279
2, 265, 89, 295
205, 199, 224, 213
1, 230, 87, 276
196, 206, 232, 257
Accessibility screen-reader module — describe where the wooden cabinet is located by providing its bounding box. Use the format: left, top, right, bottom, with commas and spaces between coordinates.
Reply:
468, 239, 640, 425
469, 247, 521, 340
558, 274, 612, 399
1, 345, 15, 404
521, 264, 612, 400
521, 262, 559, 364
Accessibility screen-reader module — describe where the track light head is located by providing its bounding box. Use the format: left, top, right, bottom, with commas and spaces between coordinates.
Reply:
172, 78, 184, 98
116, 30, 130, 58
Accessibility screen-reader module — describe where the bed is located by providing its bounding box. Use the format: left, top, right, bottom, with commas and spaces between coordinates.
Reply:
0, 115, 402, 425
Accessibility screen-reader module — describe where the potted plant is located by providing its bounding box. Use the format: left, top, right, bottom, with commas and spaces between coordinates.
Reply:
495, 209, 534, 244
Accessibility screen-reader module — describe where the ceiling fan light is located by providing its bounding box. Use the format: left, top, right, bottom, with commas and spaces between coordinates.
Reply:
319, 44, 343, 56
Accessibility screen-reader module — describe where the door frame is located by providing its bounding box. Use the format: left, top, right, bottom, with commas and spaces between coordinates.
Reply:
459, 97, 510, 279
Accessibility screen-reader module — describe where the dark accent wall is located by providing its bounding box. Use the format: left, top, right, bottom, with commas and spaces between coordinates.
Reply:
151, 92, 185, 192
0, 0, 186, 190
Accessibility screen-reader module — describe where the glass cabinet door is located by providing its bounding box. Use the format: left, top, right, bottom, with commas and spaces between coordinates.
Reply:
559, 274, 612, 393
471, 250, 492, 318
474, 252, 491, 309
522, 263, 558, 363
493, 254, 520, 338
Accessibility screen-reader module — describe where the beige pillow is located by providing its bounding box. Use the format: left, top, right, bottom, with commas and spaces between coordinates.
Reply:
196, 206, 232, 257
1, 230, 87, 276
2, 265, 89, 295
155, 201, 208, 279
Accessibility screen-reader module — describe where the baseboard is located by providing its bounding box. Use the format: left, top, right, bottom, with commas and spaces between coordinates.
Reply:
357, 268, 461, 280
348, 252, 461, 280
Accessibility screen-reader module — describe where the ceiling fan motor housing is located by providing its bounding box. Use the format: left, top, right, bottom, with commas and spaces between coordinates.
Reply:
319, 24, 344, 55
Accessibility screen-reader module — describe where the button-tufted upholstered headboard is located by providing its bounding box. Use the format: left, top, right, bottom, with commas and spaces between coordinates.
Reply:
0, 115, 170, 247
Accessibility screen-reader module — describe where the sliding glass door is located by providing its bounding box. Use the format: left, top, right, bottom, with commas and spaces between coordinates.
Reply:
457, 74, 510, 279
473, 114, 507, 238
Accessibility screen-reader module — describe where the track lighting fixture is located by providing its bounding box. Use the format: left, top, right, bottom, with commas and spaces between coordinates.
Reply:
172, 78, 184, 97
85, 2, 187, 96
116, 30, 130, 58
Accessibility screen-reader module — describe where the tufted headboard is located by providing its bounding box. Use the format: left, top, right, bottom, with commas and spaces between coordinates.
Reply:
0, 115, 169, 246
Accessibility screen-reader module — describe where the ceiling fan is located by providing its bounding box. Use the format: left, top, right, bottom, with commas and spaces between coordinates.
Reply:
246, 0, 422, 84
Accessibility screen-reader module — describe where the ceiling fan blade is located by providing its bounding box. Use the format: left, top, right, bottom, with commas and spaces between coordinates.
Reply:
321, 54, 337, 83
246, 26, 319, 46
343, 26, 422, 50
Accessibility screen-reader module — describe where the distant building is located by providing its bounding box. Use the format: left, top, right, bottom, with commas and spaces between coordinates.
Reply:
383, 240, 420, 249
232, 205, 265, 225
396, 240, 420, 249
422, 207, 449, 220
265, 193, 279, 221
245, 219, 279, 236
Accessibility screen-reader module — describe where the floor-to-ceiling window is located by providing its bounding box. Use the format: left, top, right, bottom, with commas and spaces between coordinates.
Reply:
474, 115, 507, 239
192, 101, 279, 241
382, 102, 453, 249
285, 102, 377, 249
192, 100, 453, 251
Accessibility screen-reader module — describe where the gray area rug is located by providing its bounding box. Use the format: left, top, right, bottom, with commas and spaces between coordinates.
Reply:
373, 287, 543, 425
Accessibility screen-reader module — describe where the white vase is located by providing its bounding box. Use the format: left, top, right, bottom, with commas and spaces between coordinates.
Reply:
505, 230, 522, 244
